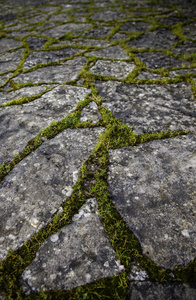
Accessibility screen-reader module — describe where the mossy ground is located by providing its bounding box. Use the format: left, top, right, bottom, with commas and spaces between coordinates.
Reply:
0, 0, 196, 299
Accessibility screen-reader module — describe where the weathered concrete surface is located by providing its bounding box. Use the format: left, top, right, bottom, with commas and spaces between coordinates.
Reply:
96, 81, 196, 134
129, 282, 196, 300
0, 85, 90, 163
108, 133, 196, 269
0, 127, 104, 260
21, 198, 124, 292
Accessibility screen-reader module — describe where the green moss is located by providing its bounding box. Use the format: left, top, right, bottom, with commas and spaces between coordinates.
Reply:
0, 1, 196, 298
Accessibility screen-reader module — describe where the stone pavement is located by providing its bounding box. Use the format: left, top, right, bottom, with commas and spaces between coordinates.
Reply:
0, 0, 196, 298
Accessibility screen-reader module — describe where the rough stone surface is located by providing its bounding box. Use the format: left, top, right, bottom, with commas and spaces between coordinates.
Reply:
14, 57, 87, 84
128, 260, 149, 281
0, 127, 104, 260
42, 23, 92, 38
47, 13, 70, 23
183, 23, 196, 39
96, 81, 196, 134
120, 21, 152, 32
0, 73, 12, 86
169, 68, 196, 77
0, 84, 53, 105
83, 26, 112, 39
51, 39, 111, 47
135, 52, 190, 69
23, 48, 80, 70
87, 46, 130, 59
0, 85, 90, 163
172, 41, 196, 55
0, 49, 23, 73
26, 36, 48, 50
129, 282, 196, 300
0, 38, 23, 54
0, 0, 196, 297
110, 32, 128, 41
80, 101, 102, 124
137, 72, 163, 80
108, 133, 196, 269
128, 28, 179, 50
21, 198, 123, 292
91, 11, 127, 21
91, 60, 135, 78
157, 16, 186, 26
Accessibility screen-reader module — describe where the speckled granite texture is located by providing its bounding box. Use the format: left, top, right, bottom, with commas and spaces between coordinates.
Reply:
0, 0, 195, 299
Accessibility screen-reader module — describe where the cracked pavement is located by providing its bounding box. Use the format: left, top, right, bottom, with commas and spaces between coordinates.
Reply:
0, 0, 196, 299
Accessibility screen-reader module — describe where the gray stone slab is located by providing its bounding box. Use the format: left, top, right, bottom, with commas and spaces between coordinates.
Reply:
91, 60, 135, 78
169, 68, 196, 77
9, 30, 34, 39
26, 36, 48, 50
110, 32, 129, 41
0, 73, 12, 87
120, 21, 152, 32
80, 101, 102, 124
137, 72, 163, 80
183, 23, 196, 39
95, 81, 196, 134
0, 49, 23, 74
0, 84, 54, 105
128, 28, 179, 50
108, 133, 196, 269
24, 14, 48, 24
42, 23, 92, 38
157, 17, 186, 26
23, 48, 80, 70
50, 39, 110, 48
0, 127, 104, 260
0, 85, 90, 163
14, 57, 87, 84
87, 46, 129, 59
129, 282, 196, 300
35, 22, 58, 32
91, 10, 127, 21
0, 38, 23, 54
21, 198, 123, 292
135, 52, 190, 69
172, 41, 196, 55
72, 39, 111, 47
47, 13, 70, 23
83, 26, 112, 39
